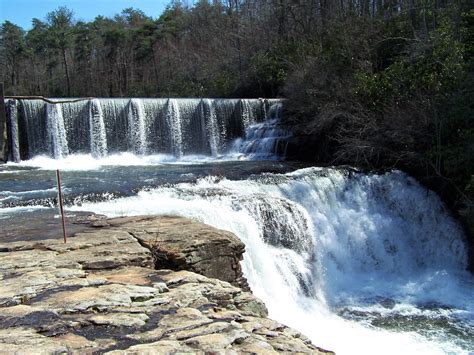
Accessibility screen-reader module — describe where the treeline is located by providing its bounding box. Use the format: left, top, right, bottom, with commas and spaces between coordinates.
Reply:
1, 1, 467, 99
1, 0, 473, 252
0, 0, 376, 98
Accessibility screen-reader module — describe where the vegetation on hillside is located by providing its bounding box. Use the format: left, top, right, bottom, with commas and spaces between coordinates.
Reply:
0, 0, 472, 253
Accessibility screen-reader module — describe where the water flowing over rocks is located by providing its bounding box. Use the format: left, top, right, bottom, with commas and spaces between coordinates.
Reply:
0, 213, 332, 354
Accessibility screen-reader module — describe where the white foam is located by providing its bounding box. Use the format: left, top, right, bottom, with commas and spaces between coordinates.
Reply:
5, 153, 238, 171
0, 187, 58, 197
0, 205, 49, 215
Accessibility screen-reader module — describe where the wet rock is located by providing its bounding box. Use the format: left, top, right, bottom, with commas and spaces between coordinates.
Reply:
106, 340, 195, 354
89, 313, 149, 327
0, 215, 333, 354
183, 328, 249, 351
107, 215, 250, 291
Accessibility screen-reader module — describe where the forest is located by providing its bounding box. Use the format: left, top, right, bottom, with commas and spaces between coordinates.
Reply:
0, 0, 472, 248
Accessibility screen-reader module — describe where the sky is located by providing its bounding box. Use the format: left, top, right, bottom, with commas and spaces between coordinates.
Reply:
0, 0, 187, 29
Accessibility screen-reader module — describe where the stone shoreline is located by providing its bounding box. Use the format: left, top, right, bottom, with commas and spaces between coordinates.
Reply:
0, 213, 332, 354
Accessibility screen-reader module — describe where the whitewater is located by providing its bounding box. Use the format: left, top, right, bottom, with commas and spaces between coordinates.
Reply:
47, 164, 471, 355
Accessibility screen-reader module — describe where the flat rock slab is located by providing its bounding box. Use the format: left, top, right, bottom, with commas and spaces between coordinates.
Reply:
0, 214, 332, 354
0, 210, 106, 244
102, 215, 250, 290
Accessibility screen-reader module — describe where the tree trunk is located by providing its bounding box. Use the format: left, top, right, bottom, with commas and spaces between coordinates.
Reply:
362, 0, 370, 16
151, 46, 160, 91
339, 0, 345, 17
376, 0, 383, 17
62, 48, 71, 96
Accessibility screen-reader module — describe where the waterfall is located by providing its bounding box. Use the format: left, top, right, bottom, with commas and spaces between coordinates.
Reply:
45, 103, 69, 159
127, 99, 148, 155
7, 98, 282, 161
7, 100, 20, 162
21, 99, 47, 157
3, 93, 471, 353
268, 100, 283, 119
70, 167, 473, 354
232, 100, 290, 159
241, 99, 255, 129
227, 100, 291, 160
233, 119, 291, 159
204, 99, 220, 156
166, 99, 183, 158
259, 98, 268, 120
89, 99, 108, 157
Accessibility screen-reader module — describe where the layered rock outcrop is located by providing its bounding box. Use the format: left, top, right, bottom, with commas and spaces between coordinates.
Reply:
0, 214, 332, 354
102, 216, 250, 291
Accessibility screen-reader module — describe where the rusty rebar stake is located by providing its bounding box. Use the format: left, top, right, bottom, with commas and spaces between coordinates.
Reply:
56, 169, 67, 243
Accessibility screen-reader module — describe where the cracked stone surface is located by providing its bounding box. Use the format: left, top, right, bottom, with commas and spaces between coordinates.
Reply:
103, 215, 251, 291
0, 214, 333, 354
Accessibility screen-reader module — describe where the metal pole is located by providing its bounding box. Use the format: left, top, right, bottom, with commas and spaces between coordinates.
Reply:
0, 83, 7, 162
56, 169, 67, 243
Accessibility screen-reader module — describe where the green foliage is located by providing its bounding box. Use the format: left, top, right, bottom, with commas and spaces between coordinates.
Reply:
355, 16, 464, 110
250, 50, 287, 97
353, 11, 471, 189
46, 6, 74, 50
0, 21, 26, 58
156, 4, 187, 40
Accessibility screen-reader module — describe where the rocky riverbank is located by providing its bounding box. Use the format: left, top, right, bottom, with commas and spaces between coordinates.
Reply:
0, 213, 332, 354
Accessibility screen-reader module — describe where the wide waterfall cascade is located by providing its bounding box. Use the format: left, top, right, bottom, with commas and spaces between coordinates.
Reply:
6, 98, 279, 161
67, 167, 473, 354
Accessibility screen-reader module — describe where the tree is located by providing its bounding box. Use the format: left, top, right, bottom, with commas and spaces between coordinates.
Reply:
0, 21, 26, 89
46, 7, 75, 96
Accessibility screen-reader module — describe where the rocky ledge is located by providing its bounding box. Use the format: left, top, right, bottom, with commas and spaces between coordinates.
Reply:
0, 214, 332, 354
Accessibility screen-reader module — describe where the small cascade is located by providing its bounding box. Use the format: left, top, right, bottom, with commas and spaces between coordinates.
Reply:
45, 103, 69, 159
166, 99, 183, 158
7, 100, 20, 162
140, 98, 168, 154
231, 100, 288, 159
204, 99, 220, 156
89, 99, 107, 157
268, 100, 283, 119
234, 119, 291, 159
127, 99, 148, 155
